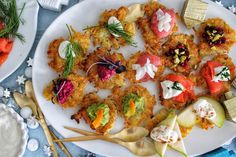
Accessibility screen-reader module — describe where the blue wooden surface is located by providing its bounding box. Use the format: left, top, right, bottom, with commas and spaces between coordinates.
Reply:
1, 0, 235, 157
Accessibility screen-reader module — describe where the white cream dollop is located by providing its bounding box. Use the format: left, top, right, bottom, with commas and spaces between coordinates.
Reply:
161, 80, 185, 99
132, 58, 158, 80
156, 9, 172, 32
0, 109, 22, 157
212, 66, 231, 82
108, 16, 124, 37
193, 99, 216, 120
150, 125, 178, 144
58, 40, 76, 59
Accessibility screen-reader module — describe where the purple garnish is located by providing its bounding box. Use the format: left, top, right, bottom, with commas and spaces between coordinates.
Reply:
53, 79, 74, 104
86, 55, 126, 81
202, 25, 226, 46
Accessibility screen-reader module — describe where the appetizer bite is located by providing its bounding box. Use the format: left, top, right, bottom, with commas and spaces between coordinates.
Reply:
196, 18, 236, 56
0, 0, 25, 65
197, 54, 235, 98
43, 74, 88, 108
162, 34, 200, 74
84, 48, 127, 89
177, 96, 225, 131
150, 113, 187, 157
137, 0, 178, 54
160, 74, 196, 110
126, 51, 164, 83
84, 6, 137, 50
47, 25, 90, 76
71, 92, 117, 134
112, 85, 156, 127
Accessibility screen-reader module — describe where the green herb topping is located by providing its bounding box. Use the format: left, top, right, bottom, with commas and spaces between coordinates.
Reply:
171, 81, 183, 91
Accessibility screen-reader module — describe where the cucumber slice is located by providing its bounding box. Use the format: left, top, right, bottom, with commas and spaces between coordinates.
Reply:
169, 122, 188, 157
177, 105, 197, 128
199, 97, 225, 128
154, 114, 177, 157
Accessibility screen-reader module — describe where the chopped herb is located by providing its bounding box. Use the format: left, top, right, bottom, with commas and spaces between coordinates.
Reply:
0, 0, 25, 42
171, 81, 183, 91
105, 22, 137, 47
216, 66, 230, 80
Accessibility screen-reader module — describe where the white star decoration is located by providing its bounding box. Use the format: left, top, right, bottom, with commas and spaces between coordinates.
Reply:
3, 88, 10, 98
27, 57, 34, 67
16, 75, 26, 85
132, 58, 158, 80
43, 145, 52, 156
229, 5, 236, 14
215, 0, 223, 7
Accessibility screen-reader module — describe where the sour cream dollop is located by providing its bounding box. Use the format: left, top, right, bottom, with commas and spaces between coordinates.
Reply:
156, 9, 172, 32
212, 66, 231, 82
161, 80, 185, 99
132, 58, 158, 80
108, 16, 124, 37
193, 99, 216, 120
150, 125, 178, 144
58, 40, 76, 59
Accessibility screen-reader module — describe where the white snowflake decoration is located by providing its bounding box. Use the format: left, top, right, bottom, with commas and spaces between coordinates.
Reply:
43, 145, 53, 157
27, 57, 34, 67
16, 75, 26, 85
229, 5, 236, 14
3, 88, 10, 98
215, 0, 223, 7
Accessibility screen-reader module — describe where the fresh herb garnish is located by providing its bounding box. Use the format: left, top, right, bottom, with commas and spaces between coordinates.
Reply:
83, 21, 137, 47
216, 66, 230, 80
105, 22, 137, 47
86, 55, 126, 75
62, 24, 83, 77
0, 0, 25, 42
171, 81, 183, 91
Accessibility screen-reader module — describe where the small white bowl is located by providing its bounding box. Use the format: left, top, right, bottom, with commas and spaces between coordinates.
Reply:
0, 104, 28, 157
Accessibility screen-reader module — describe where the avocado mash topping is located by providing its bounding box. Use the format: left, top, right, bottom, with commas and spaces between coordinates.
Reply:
86, 103, 110, 126
122, 93, 145, 117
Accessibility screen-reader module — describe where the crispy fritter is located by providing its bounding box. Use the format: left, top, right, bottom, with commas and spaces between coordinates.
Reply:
112, 85, 156, 128
137, 1, 178, 54
43, 73, 88, 108
159, 74, 196, 110
162, 34, 200, 75
195, 18, 236, 56
83, 48, 126, 89
126, 51, 165, 83
196, 54, 235, 98
71, 92, 117, 134
85, 6, 136, 50
47, 31, 90, 72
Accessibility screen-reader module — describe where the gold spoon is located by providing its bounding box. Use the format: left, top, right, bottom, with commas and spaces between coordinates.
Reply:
64, 126, 149, 142
54, 135, 156, 156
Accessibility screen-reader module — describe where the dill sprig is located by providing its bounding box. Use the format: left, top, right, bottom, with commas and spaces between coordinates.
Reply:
62, 24, 83, 77
216, 66, 230, 80
0, 0, 25, 42
105, 22, 137, 47
172, 81, 183, 91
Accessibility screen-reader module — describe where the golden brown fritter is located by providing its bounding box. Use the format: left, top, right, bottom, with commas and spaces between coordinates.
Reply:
47, 30, 90, 73
83, 48, 126, 89
195, 18, 236, 56
85, 6, 136, 50
126, 51, 165, 83
196, 54, 235, 98
162, 34, 200, 75
43, 73, 88, 108
71, 92, 117, 134
112, 85, 156, 128
137, 1, 178, 54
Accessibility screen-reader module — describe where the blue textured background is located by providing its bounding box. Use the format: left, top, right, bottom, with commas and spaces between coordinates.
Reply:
1, 0, 236, 157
